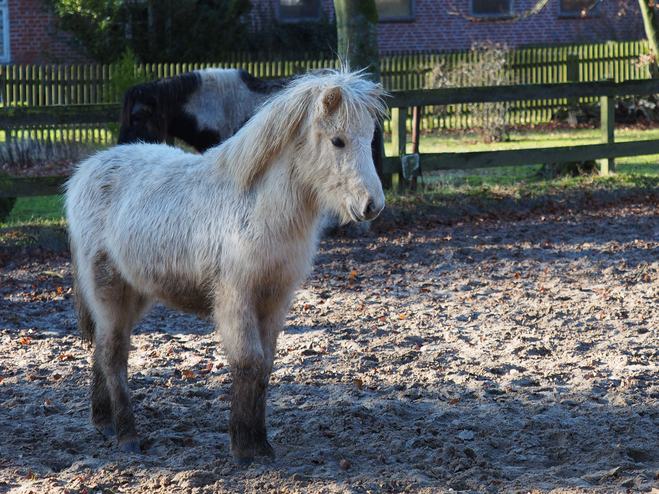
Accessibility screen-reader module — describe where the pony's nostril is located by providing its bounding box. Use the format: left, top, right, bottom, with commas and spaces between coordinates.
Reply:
364, 199, 375, 215
362, 198, 381, 220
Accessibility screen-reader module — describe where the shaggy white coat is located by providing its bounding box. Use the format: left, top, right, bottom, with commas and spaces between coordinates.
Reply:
65, 69, 387, 458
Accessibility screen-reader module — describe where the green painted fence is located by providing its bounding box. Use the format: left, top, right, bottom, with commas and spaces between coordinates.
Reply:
2, 78, 659, 199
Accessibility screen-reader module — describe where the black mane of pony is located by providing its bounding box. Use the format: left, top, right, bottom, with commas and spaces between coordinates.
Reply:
238, 70, 290, 95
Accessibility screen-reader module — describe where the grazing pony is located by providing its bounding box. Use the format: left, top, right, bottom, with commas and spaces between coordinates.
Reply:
117, 68, 289, 152
66, 69, 387, 465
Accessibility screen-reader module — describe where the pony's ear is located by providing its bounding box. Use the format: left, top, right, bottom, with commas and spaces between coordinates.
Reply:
321, 86, 342, 115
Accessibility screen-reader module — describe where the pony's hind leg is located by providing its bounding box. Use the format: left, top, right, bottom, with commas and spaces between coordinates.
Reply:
86, 252, 148, 453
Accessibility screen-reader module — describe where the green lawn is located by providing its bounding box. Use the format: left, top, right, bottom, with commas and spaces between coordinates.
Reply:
1, 195, 66, 227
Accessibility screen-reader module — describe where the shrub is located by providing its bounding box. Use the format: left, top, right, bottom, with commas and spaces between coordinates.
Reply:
427, 41, 515, 143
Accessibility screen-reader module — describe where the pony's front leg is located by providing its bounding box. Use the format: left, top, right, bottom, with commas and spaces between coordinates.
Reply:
214, 287, 278, 465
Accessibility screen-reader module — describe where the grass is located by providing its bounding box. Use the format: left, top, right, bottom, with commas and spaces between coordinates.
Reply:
5, 195, 66, 224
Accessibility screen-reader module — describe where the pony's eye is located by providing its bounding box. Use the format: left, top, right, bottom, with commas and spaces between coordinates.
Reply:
331, 136, 345, 148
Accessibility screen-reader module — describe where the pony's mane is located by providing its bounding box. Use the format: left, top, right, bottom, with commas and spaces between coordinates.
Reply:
209, 68, 387, 186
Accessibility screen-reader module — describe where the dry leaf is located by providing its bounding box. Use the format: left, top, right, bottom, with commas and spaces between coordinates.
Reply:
20, 337, 30, 345
219, 394, 232, 401
355, 379, 363, 390
349, 270, 357, 279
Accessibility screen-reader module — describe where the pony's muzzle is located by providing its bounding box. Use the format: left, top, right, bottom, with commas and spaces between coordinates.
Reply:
360, 196, 385, 222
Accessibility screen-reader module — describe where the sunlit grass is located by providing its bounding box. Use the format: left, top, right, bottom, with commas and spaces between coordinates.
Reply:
0, 195, 66, 228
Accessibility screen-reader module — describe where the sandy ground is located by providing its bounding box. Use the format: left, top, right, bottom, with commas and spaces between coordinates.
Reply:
1, 201, 659, 494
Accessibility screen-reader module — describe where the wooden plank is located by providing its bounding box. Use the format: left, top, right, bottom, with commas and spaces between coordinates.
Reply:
0, 176, 68, 198
382, 140, 659, 174
390, 107, 408, 192
388, 79, 659, 108
600, 94, 616, 174
0, 104, 120, 126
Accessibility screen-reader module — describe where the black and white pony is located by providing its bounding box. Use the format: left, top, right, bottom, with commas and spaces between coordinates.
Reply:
67, 68, 386, 464
118, 68, 289, 152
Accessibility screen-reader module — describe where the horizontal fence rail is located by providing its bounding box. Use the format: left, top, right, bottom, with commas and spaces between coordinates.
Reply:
388, 79, 659, 107
0, 103, 120, 126
0, 176, 67, 198
382, 141, 659, 175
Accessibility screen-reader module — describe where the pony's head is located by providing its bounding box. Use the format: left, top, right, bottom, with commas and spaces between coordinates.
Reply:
117, 72, 201, 146
303, 69, 387, 224
215, 68, 387, 224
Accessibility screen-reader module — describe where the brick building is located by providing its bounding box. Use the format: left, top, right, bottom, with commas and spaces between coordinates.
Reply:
4, 0, 647, 65
258, 0, 645, 54
4, 0, 93, 65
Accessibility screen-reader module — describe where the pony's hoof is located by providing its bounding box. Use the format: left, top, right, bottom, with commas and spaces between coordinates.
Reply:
100, 426, 116, 437
234, 456, 254, 468
120, 441, 141, 454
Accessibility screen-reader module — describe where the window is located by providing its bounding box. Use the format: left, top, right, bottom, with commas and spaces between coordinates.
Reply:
279, 0, 321, 22
559, 0, 601, 16
0, 0, 9, 63
471, 0, 513, 17
375, 0, 414, 21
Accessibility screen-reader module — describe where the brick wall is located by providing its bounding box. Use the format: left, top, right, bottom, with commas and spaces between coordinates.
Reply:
248, 0, 644, 54
9, 0, 91, 65
8, 0, 646, 65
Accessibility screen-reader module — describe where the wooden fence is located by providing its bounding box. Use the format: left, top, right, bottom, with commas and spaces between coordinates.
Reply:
384, 78, 659, 190
0, 39, 652, 140
2, 78, 659, 200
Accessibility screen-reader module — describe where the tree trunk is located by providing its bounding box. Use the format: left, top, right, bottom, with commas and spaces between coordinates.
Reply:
333, 0, 381, 79
333, 0, 385, 180
638, 0, 659, 77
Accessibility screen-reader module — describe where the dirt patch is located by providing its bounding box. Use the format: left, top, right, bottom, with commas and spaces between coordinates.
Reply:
1, 201, 659, 493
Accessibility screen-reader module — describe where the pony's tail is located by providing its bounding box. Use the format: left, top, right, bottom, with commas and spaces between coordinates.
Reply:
75, 289, 95, 344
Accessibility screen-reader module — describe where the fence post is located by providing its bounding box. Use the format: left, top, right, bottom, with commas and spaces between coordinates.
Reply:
566, 53, 579, 124
600, 93, 615, 175
390, 106, 407, 192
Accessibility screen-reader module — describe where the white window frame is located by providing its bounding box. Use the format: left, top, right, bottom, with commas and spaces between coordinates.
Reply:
278, 0, 322, 23
0, 0, 9, 64
376, 0, 415, 22
558, 0, 602, 17
471, 0, 514, 18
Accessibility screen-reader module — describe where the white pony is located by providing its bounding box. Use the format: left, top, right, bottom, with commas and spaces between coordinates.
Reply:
66, 69, 387, 465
